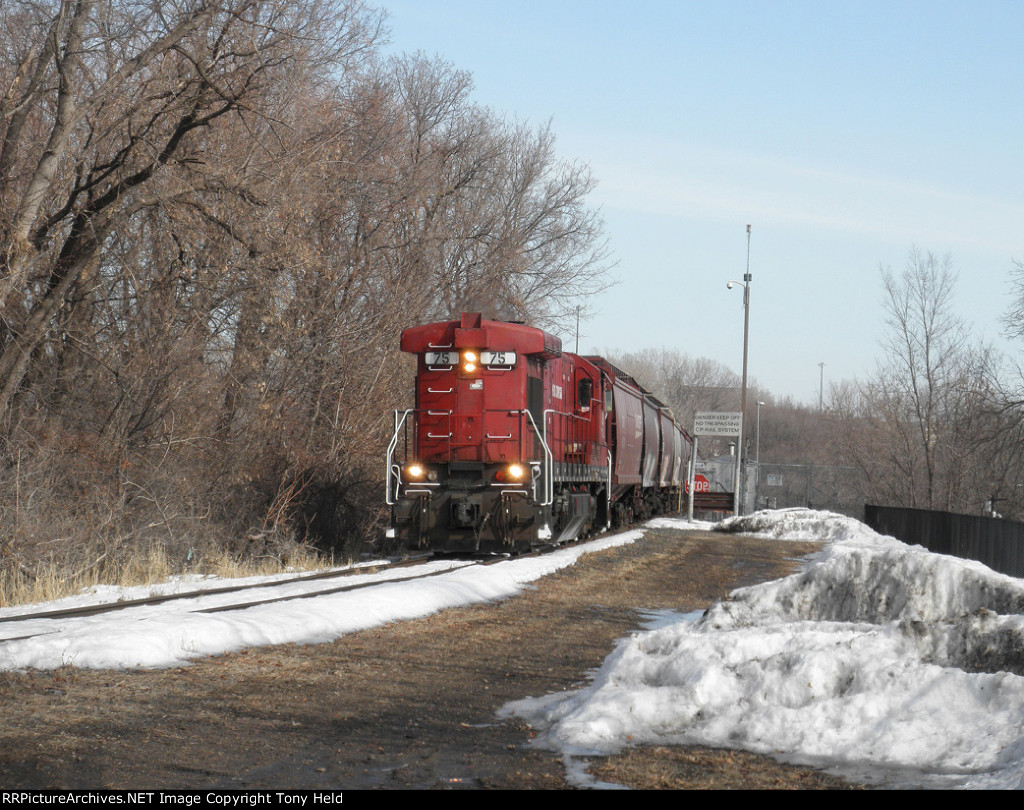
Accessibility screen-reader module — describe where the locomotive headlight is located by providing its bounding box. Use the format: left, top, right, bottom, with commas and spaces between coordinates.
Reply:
462, 350, 478, 373
496, 463, 527, 483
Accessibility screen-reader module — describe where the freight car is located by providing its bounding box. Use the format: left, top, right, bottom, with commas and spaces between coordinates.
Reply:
385, 313, 692, 553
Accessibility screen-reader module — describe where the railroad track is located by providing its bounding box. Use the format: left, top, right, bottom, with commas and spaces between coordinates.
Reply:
0, 532, 612, 652
0, 546, 556, 645
0, 554, 440, 635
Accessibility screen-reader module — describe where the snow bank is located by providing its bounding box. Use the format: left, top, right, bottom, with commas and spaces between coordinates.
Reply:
503, 508, 1024, 789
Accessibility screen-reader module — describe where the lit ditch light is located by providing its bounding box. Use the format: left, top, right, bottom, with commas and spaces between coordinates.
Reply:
404, 463, 438, 482
494, 463, 528, 483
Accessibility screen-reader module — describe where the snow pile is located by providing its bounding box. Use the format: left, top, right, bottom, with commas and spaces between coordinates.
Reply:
717, 506, 877, 543
503, 509, 1024, 789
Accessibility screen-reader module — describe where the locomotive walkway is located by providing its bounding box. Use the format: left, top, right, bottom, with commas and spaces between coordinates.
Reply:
0, 525, 858, 789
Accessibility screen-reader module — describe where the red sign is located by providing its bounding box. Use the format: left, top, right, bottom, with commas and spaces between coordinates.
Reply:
687, 474, 711, 493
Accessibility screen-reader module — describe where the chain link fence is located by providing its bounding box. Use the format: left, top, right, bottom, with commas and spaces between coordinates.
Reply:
750, 463, 868, 518
693, 459, 867, 518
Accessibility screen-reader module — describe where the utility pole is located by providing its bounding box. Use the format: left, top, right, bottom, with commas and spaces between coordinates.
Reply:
575, 305, 580, 354
727, 225, 752, 514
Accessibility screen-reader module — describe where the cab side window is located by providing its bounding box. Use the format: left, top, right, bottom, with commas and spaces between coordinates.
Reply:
577, 377, 593, 411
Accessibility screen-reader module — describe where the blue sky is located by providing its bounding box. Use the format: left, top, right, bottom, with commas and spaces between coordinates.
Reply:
382, 0, 1024, 403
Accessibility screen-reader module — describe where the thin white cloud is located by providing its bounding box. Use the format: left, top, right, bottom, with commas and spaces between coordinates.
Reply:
584, 137, 1024, 256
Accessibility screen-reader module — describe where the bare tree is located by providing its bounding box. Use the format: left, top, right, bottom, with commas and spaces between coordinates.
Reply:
0, 0, 382, 417
875, 250, 969, 508
829, 249, 1024, 516
380, 54, 614, 333
0, 0, 389, 571
1003, 259, 1024, 344
607, 348, 741, 421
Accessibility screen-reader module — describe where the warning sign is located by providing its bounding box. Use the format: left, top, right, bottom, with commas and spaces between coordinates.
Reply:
686, 474, 711, 493
693, 411, 742, 436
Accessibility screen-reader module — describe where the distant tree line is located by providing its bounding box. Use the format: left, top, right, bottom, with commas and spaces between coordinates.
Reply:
611, 249, 1024, 522
829, 250, 1024, 519
0, 0, 611, 582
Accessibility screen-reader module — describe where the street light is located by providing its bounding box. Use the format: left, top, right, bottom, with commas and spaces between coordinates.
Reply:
727, 224, 752, 514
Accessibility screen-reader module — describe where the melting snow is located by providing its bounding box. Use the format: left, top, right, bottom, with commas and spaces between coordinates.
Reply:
502, 509, 1024, 789
4, 508, 1023, 788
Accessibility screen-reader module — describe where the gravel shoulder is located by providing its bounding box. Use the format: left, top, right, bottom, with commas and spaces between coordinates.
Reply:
0, 526, 858, 789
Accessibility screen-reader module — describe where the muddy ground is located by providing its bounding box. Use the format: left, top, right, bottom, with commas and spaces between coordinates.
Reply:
0, 526, 859, 789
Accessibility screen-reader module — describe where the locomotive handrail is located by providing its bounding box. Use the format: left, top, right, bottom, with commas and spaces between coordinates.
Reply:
388, 404, 590, 492
522, 409, 554, 506
541, 407, 594, 443
542, 407, 595, 472
606, 452, 613, 530
387, 407, 552, 505
541, 407, 593, 422
386, 409, 414, 505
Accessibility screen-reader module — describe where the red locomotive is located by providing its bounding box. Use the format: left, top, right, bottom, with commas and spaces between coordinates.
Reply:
386, 313, 692, 553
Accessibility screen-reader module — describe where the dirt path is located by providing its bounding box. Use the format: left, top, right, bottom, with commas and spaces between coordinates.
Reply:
0, 526, 857, 789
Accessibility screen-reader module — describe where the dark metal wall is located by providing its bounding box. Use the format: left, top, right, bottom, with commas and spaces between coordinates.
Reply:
864, 504, 1024, 578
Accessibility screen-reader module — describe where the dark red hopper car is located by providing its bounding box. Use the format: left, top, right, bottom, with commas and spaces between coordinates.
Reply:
386, 313, 692, 553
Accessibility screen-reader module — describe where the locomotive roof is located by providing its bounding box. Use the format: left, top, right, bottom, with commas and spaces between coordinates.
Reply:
401, 313, 562, 357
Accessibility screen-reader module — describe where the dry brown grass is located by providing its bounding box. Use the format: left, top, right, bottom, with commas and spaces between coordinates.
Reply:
588, 745, 859, 790
0, 438, 343, 608
0, 540, 329, 609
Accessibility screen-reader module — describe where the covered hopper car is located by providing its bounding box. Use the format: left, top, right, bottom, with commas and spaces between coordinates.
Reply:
385, 313, 692, 553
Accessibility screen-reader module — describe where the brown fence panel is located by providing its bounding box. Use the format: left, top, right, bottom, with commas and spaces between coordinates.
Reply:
693, 491, 734, 513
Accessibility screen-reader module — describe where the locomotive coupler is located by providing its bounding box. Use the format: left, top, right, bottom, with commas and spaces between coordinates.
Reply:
450, 497, 480, 529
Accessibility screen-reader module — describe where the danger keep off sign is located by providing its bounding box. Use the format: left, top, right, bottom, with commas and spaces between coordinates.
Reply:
693, 411, 742, 436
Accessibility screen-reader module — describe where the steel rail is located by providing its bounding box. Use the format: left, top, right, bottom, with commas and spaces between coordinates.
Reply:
0, 554, 434, 625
